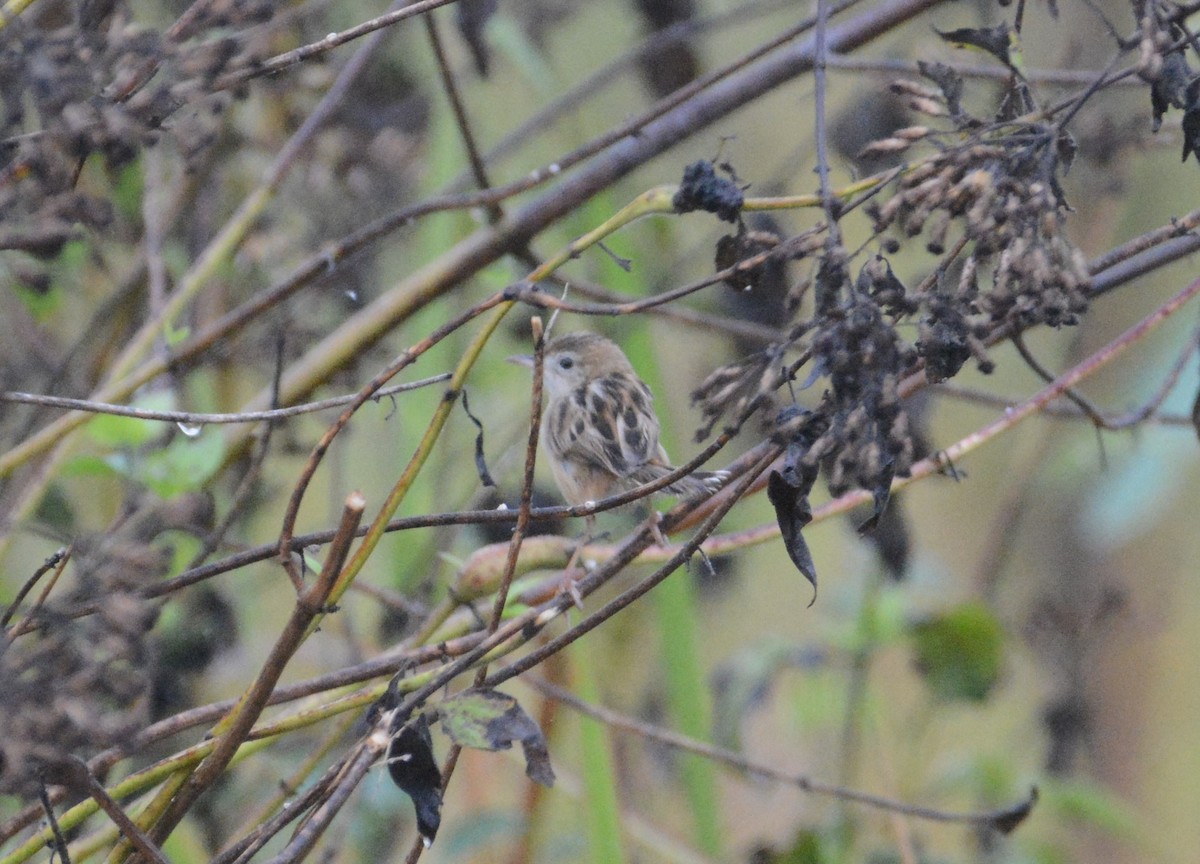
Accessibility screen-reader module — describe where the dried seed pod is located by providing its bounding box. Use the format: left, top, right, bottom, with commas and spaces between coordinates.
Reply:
859, 137, 912, 159
890, 80, 944, 101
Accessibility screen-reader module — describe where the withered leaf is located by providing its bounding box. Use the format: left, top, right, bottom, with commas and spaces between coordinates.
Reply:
1181, 79, 1200, 163
456, 0, 499, 77
439, 688, 555, 787
386, 714, 443, 846
1056, 129, 1078, 175
857, 459, 895, 534
673, 160, 745, 223
935, 23, 1019, 71
766, 429, 820, 605
1151, 50, 1192, 133
989, 787, 1039, 834
863, 494, 911, 580
1191, 373, 1200, 443
918, 61, 964, 118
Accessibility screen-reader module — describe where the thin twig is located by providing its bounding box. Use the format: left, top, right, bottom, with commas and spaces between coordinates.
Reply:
274, 293, 506, 579
144, 492, 365, 847
212, 0, 461, 90
481, 320, 546, 642
0, 375, 451, 424
1011, 333, 1108, 427
5, 546, 71, 641
542, 268, 785, 344
1086, 207, 1200, 279
485, 448, 780, 687
71, 762, 170, 864
181, 330, 288, 572
219, 711, 364, 858
823, 53, 1145, 86
211, 764, 334, 864
514, 226, 821, 317
259, 739, 379, 864
529, 678, 1037, 827
0, 547, 66, 630
37, 788, 70, 864
422, 9, 503, 223
813, 0, 841, 243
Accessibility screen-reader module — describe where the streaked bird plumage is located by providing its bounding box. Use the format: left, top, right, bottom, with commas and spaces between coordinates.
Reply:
517, 332, 722, 507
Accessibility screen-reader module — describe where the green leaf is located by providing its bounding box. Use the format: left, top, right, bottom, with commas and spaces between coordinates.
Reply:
438, 688, 554, 786
1040, 777, 1138, 838
164, 321, 191, 347
111, 160, 145, 223
86, 391, 176, 448
911, 602, 1004, 702
61, 455, 121, 478
752, 828, 826, 864
138, 430, 225, 496
12, 278, 60, 319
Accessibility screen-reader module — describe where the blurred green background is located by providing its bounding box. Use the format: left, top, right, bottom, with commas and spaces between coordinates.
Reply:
3, 0, 1200, 862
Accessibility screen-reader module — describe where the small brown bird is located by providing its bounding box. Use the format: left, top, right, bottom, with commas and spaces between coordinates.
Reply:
511, 331, 723, 512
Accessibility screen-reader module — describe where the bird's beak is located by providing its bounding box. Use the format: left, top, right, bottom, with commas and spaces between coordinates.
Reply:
506, 353, 534, 368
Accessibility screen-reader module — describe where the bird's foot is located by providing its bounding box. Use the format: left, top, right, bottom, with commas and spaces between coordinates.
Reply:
559, 530, 594, 610
647, 511, 669, 548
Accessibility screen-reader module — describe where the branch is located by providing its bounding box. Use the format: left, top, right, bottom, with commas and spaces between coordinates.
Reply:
531, 678, 1037, 829
0, 375, 451, 425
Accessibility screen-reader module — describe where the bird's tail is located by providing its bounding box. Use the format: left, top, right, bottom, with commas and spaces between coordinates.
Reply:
631, 463, 727, 498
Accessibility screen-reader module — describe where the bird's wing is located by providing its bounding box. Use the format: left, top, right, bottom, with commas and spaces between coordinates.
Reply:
550, 372, 661, 477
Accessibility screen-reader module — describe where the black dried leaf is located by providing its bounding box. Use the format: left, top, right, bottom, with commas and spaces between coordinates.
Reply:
996, 76, 1036, 122
673, 160, 745, 223
857, 460, 895, 534
1151, 50, 1192, 133
917, 60, 964, 117
1056, 129, 1077, 175
438, 688, 555, 787
0, 227, 76, 259
634, 0, 696, 29
1048, 171, 1071, 212
917, 305, 973, 383
864, 495, 911, 580
1181, 80, 1200, 163
1191, 372, 1200, 443
767, 470, 817, 604
460, 390, 497, 488
78, 0, 120, 29
859, 255, 913, 317
990, 787, 1039, 834
935, 23, 1016, 70
813, 244, 849, 315
456, 0, 499, 77
387, 714, 443, 846
714, 228, 781, 291
766, 419, 820, 603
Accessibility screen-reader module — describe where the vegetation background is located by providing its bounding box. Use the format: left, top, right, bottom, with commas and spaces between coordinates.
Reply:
2, 0, 1199, 862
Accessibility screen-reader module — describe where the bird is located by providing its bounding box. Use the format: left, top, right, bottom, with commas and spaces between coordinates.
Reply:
510, 331, 724, 540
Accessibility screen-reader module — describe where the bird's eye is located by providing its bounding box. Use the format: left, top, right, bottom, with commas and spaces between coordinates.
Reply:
559, 357, 574, 369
